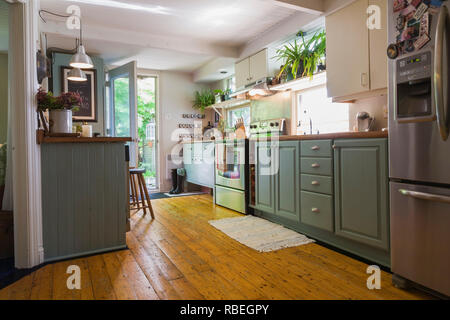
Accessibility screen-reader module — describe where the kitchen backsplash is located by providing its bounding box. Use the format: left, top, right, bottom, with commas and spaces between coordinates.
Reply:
250, 91, 291, 122
348, 95, 388, 132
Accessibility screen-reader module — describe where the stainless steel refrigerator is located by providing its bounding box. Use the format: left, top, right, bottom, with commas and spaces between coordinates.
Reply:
388, 0, 449, 296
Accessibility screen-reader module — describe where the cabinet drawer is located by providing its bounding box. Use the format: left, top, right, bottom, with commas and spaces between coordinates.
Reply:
301, 191, 334, 232
301, 158, 333, 176
301, 140, 333, 157
301, 174, 333, 195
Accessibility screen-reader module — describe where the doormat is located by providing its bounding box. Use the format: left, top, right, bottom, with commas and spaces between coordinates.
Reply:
149, 193, 170, 200
209, 216, 315, 252
163, 191, 208, 198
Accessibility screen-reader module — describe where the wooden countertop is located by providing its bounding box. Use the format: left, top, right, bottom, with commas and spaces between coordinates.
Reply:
251, 131, 388, 141
37, 130, 131, 144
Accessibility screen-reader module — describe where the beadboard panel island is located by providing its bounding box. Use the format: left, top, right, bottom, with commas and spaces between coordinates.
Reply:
40, 138, 130, 262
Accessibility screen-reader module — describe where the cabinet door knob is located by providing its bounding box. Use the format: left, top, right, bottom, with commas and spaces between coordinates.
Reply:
311, 145, 320, 151
311, 163, 320, 168
311, 181, 320, 186
332, 144, 337, 149
311, 208, 320, 213
360, 72, 368, 87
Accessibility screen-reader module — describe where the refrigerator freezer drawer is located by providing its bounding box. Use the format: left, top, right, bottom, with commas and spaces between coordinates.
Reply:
215, 185, 246, 214
390, 182, 450, 296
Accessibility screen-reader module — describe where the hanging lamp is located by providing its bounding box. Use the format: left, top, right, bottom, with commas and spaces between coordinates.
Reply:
70, 20, 93, 69
67, 67, 87, 82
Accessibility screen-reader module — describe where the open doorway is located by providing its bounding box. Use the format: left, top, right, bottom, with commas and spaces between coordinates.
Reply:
137, 75, 158, 190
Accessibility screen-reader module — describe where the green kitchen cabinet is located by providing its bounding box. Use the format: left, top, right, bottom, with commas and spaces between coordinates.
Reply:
274, 141, 301, 223
254, 142, 276, 214
333, 138, 389, 251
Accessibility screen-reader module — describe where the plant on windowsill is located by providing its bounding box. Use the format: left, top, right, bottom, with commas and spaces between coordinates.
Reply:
192, 89, 215, 113
36, 88, 82, 134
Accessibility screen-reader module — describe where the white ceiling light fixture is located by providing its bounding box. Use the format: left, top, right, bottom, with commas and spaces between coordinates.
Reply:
67, 67, 87, 82
69, 18, 94, 69
64, 0, 170, 15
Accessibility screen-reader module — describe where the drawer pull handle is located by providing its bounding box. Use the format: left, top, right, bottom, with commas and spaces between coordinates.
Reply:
311, 163, 320, 168
311, 146, 320, 151
311, 181, 320, 186
311, 208, 320, 213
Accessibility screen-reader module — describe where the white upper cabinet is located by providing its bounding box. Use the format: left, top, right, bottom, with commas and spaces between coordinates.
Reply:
235, 58, 250, 90
326, 0, 387, 101
235, 49, 278, 90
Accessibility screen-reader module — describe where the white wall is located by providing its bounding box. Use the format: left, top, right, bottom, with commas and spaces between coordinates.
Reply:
158, 70, 212, 191
348, 94, 388, 131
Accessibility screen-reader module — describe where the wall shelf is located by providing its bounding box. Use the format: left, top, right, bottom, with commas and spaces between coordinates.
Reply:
270, 72, 327, 92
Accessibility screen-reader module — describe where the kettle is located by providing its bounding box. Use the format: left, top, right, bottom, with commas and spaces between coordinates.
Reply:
356, 112, 375, 132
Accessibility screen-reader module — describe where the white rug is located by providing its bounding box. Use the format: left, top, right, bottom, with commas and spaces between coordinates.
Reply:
209, 216, 315, 252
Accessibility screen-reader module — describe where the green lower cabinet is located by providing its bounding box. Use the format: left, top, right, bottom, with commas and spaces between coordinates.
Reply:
300, 191, 333, 231
254, 142, 276, 214
274, 141, 300, 223
333, 138, 389, 251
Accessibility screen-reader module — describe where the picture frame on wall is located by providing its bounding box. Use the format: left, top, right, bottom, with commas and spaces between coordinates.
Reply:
61, 66, 97, 122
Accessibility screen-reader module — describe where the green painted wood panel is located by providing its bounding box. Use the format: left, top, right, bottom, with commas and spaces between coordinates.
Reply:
254, 142, 275, 214
301, 157, 333, 176
300, 191, 334, 232
274, 141, 300, 222
333, 138, 389, 251
301, 174, 333, 195
301, 140, 333, 157
41, 142, 128, 262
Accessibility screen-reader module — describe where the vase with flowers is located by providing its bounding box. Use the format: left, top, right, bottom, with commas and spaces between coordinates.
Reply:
37, 89, 82, 134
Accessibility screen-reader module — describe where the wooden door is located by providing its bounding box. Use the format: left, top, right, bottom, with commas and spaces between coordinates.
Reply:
333, 138, 389, 250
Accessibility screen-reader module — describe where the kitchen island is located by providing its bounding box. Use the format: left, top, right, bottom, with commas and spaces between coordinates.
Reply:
39, 134, 131, 262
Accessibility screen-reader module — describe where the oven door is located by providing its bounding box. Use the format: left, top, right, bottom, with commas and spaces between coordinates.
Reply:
215, 141, 246, 190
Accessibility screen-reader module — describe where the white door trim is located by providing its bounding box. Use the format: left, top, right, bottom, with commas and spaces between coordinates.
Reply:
9, 0, 44, 268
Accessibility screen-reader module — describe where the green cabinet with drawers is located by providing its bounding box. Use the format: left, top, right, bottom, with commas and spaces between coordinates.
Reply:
253, 137, 391, 267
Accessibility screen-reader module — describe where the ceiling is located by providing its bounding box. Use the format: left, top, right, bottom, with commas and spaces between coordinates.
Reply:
0, 2, 8, 52
39, 0, 323, 77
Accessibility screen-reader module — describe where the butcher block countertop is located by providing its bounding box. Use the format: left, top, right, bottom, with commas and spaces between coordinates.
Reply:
37, 130, 132, 144
276, 131, 388, 141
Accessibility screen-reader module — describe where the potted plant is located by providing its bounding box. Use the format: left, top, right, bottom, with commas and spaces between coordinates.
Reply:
297, 30, 326, 79
274, 30, 326, 81
37, 88, 82, 134
192, 89, 215, 112
214, 89, 226, 103
224, 88, 232, 101
274, 40, 304, 81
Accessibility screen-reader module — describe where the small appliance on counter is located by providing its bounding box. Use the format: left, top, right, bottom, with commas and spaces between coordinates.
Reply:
249, 118, 287, 138
356, 112, 375, 132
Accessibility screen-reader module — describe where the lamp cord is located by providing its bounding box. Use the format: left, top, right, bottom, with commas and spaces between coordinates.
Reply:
39, 9, 83, 46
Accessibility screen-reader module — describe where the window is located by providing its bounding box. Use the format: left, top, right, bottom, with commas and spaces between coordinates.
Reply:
228, 106, 250, 134
296, 85, 349, 134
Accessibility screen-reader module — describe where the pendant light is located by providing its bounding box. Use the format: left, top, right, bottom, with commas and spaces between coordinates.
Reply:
67, 67, 87, 82
70, 20, 93, 69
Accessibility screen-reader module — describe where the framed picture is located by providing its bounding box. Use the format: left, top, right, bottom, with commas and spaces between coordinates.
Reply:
62, 66, 97, 122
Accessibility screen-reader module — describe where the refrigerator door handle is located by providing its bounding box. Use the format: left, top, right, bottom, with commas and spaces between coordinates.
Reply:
434, 4, 449, 141
399, 189, 450, 204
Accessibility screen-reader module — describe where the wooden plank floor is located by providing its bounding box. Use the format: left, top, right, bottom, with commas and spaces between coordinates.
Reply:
0, 194, 432, 300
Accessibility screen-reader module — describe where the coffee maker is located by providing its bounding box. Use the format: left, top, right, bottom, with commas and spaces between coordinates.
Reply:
356, 112, 375, 132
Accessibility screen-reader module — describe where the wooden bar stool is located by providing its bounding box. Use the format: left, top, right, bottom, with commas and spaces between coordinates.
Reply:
129, 168, 155, 219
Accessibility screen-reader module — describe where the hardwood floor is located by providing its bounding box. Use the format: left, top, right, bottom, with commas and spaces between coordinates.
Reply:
0, 195, 431, 300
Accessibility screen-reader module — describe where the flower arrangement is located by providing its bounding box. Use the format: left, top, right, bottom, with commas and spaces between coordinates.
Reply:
36, 88, 82, 112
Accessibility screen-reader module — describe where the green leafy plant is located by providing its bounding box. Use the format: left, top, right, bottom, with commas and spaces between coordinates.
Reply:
274, 30, 326, 80
193, 89, 215, 112
274, 39, 304, 80
298, 30, 326, 79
